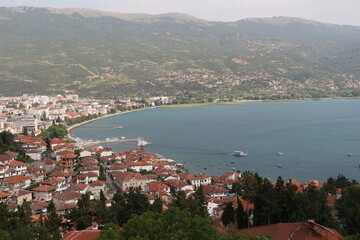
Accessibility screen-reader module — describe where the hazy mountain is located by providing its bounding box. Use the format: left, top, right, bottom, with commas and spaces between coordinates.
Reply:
0, 6, 359, 98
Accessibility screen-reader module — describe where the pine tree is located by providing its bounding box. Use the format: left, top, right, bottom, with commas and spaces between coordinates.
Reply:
221, 202, 235, 227
45, 200, 63, 233
150, 198, 163, 213
235, 198, 247, 229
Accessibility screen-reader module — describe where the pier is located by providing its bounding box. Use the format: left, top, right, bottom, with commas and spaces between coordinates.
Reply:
78, 138, 140, 147
76, 125, 123, 129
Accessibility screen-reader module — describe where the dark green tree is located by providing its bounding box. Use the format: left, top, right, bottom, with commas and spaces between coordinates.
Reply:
235, 198, 247, 229
97, 223, 123, 240
336, 186, 360, 235
149, 198, 163, 213
123, 207, 217, 240
222, 202, 235, 227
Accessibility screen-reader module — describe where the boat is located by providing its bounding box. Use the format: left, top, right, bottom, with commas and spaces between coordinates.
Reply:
232, 167, 236, 171
203, 167, 207, 170
277, 164, 283, 168
347, 153, 352, 157
233, 151, 248, 157
230, 161, 235, 164
137, 138, 151, 147
121, 136, 125, 140
277, 152, 283, 156
114, 125, 123, 129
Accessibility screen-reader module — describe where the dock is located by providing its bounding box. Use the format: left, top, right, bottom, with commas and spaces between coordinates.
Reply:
79, 138, 139, 147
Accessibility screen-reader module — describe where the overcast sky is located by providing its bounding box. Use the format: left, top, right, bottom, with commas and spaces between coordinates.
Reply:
1, 0, 359, 26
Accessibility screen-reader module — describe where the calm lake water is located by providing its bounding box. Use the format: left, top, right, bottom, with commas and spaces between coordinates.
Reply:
72, 99, 360, 182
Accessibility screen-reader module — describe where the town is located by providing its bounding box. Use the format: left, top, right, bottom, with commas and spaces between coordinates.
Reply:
0, 95, 353, 240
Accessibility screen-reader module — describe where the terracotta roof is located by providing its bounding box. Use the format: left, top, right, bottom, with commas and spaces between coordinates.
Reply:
112, 172, 146, 182
13, 189, 32, 197
50, 172, 71, 178
55, 202, 77, 211
65, 184, 88, 193
236, 222, 343, 240
147, 181, 170, 192
90, 180, 105, 187
0, 192, 11, 198
3, 175, 30, 183
62, 230, 100, 240
202, 185, 228, 194
0, 154, 12, 162
60, 154, 78, 159
74, 174, 88, 179
30, 201, 48, 210
53, 192, 82, 202
41, 177, 65, 185
32, 185, 57, 192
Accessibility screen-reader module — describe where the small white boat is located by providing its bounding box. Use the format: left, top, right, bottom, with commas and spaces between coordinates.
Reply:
277, 164, 283, 168
277, 152, 283, 156
347, 153, 352, 157
233, 151, 248, 157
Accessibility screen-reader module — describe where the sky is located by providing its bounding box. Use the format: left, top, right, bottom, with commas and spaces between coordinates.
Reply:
1, 0, 360, 26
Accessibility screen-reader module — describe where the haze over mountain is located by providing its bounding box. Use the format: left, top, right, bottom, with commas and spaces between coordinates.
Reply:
0, 6, 360, 98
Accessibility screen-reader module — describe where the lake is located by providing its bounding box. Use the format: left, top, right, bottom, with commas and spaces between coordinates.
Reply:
71, 99, 360, 182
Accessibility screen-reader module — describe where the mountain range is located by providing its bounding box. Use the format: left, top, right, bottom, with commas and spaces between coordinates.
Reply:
0, 6, 360, 98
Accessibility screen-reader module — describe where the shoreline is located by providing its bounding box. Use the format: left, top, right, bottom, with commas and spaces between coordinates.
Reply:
66, 107, 157, 139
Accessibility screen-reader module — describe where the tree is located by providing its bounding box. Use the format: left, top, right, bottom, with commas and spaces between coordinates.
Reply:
189, 186, 208, 217
149, 198, 163, 213
336, 186, 360, 235
253, 178, 278, 226
123, 207, 217, 240
97, 223, 123, 240
45, 200, 63, 234
38, 124, 68, 140
235, 198, 247, 229
222, 202, 235, 227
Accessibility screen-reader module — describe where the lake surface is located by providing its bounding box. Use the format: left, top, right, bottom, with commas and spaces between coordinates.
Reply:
72, 99, 360, 182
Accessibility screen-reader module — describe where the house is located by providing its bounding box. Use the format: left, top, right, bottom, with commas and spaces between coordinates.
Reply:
27, 168, 48, 182
42, 159, 57, 172
58, 153, 77, 171
40, 177, 69, 193
235, 221, 343, 240
25, 149, 42, 161
202, 185, 227, 199
165, 180, 193, 192
65, 184, 89, 195
30, 201, 48, 215
32, 185, 57, 201
50, 171, 72, 183
53, 192, 82, 205
79, 166, 100, 176
180, 174, 211, 187
127, 161, 153, 172
145, 181, 170, 197
89, 180, 106, 198
86, 172, 98, 182
0, 192, 11, 203
3, 175, 31, 191
55, 202, 77, 215
74, 175, 89, 185
112, 172, 146, 191
5, 160, 28, 175
79, 149, 95, 158
0, 153, 12, 164
108, 163, 127, 173
12, 189, 32, 205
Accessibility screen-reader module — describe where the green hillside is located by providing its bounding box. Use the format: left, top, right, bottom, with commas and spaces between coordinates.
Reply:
0, 6, 360, 98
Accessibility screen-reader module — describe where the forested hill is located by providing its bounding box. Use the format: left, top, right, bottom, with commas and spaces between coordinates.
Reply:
0, 6, 360, 98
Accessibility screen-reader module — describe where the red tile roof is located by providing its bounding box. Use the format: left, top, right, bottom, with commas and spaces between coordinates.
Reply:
3, 175, 30, 183
32, 185, 57, 192
62, 230, 100, 240
40, 177, 65, 185
236, 222, 343, 240
0, 192, 11, 198
90, 180, 105, 187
